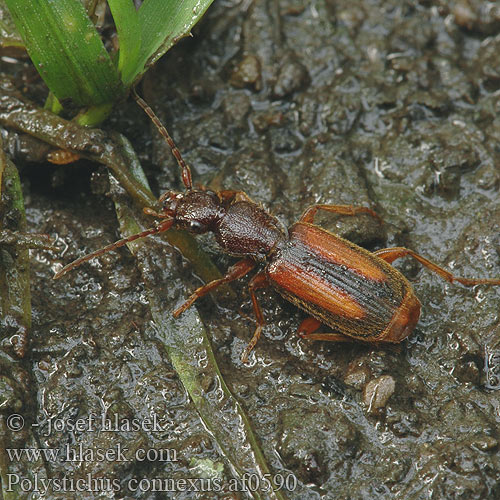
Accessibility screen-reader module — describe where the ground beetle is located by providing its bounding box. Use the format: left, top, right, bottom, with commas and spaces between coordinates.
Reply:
54, 89, 500, 362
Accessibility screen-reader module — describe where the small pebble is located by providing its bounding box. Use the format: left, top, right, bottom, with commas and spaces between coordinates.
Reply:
363, 375, 395, 413
344, 364, 370, 390
472, 435, 498, 452
229, 55, 261, 91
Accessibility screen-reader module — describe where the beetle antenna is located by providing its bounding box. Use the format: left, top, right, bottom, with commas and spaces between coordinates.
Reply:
132, 87, 193, 191
53, 219, 174, 279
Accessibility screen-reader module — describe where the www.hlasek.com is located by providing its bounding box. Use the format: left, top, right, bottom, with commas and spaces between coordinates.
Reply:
6, 473, 298, 494
7, 443, 177, 464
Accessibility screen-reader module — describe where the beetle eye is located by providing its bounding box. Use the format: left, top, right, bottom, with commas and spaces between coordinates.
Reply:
189, 220, 204, 232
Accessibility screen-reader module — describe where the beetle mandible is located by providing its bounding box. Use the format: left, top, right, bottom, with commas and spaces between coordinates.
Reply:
54, 89, 500, 362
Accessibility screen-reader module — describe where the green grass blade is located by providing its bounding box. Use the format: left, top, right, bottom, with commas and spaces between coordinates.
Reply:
108, 0, 141, 87
0, 136, 31, 358
133, 0, 215, 83
5, 0, 123, 106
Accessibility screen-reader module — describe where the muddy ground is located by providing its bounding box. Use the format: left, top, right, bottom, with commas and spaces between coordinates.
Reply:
1, 1, 500, 499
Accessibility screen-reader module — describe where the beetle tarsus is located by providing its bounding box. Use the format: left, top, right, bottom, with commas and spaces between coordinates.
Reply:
374, 247, 500, 286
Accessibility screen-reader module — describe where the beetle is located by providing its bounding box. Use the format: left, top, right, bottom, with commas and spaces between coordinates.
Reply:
54, 89, 500, 362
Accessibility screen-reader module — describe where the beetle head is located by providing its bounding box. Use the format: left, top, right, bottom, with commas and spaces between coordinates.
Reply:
148, 189, 222, 234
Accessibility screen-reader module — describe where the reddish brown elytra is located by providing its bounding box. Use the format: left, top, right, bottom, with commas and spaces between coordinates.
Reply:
54, 88, 500, 363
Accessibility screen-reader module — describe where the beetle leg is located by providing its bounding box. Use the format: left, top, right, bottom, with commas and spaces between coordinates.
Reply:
300, 204, 382, 224
298, 318, 403, 355
173, 257, 255, 317
298, 316, 322, 335
298, 317, 355, 342
241, 271, 269, 363
374, 247, 500, 286
218, 190, 254, 204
